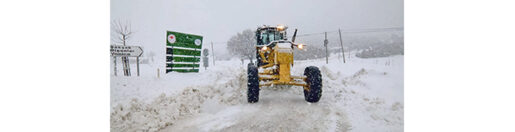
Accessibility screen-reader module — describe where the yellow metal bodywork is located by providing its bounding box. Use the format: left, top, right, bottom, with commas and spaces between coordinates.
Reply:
257, 44, 307, 88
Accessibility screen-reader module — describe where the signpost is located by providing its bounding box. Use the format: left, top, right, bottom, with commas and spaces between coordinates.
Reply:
110, 45, 143, 76
203, 49, 209, 70
110, 45, 143, 57
324, 32, 329, 64
166, 31, 203, 73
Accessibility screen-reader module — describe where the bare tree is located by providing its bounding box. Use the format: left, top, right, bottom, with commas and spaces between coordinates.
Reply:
227, 29, 256, 62
111, 20, 133, 76
111, 20, 133, 46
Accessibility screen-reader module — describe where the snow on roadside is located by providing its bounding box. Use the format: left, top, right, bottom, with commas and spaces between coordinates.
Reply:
292, 54, 404, 131
111, 54, 403, 132
111, 60, 248, 132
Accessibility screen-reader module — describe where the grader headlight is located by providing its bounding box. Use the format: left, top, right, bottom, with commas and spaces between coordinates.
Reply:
261, 46, 268, 51
297, 44, 304, 49
277, 25, 285, 31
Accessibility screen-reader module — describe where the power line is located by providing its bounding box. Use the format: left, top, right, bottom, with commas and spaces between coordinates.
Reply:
340, 27, 404, 34
212, 27, 403, 45
295, 30, 338, 37
291, 27, 403, 38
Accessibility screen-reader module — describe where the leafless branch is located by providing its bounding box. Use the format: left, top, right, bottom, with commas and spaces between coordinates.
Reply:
111, 20, 133, 45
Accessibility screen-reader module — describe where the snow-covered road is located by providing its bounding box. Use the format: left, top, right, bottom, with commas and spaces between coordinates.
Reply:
162, 86, 351, 131
111, 54, 403, 132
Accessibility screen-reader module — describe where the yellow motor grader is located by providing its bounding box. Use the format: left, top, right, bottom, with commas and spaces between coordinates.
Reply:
247, 25, 322, 103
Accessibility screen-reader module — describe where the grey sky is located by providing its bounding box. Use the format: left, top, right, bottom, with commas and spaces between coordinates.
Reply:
111, 0, 403, 63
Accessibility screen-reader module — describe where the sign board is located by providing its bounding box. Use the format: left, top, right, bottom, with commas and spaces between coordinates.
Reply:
166, 31, 203, 73
203, 49, 209, 69
110, 45, 143, 57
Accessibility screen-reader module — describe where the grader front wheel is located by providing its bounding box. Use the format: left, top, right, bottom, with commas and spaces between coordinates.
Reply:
304, 66, 322, 103
247, 64, 260, 103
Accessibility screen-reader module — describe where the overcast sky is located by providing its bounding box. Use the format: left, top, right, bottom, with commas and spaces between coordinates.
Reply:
111, 0, 403, 63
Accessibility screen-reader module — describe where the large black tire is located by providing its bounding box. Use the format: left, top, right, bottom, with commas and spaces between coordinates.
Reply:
304, 66, 322, 103
247, 62, 255, 67
247, 65, 260, 103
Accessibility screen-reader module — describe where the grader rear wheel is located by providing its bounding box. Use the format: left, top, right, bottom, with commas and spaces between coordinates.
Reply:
303, 66, 322, 103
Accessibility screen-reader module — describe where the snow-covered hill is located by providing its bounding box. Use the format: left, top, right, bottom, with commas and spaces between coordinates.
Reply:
111, 54, 403, 132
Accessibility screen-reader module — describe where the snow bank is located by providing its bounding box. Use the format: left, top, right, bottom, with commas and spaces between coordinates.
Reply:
111, 53, 403, 132
111, 62, 248, 132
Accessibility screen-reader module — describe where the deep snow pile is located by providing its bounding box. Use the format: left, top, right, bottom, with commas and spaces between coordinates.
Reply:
110, 62, 248, 131
111, 54, 403, 132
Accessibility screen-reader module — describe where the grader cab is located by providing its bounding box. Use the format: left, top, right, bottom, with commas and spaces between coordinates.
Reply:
247, 25, 322, 103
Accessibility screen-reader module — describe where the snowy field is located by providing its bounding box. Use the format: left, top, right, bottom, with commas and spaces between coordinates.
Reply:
111, 54, 404, 132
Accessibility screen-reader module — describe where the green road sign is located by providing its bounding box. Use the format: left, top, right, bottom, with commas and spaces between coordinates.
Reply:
166, 31, 203, 73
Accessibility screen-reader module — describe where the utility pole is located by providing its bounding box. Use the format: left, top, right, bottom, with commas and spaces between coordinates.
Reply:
338, 29, 346, 63
157, 68, 160, 78
136, 57, 140, 76
211, 42, 215, 66
324, 32, 329, 64
122, 40, 131, 76
113, 56, 117, 76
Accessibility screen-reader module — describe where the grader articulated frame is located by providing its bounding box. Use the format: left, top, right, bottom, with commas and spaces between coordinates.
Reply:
247, 25, 323, 103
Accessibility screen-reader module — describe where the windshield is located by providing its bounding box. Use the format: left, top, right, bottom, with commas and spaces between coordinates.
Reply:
260, 30, 283, 45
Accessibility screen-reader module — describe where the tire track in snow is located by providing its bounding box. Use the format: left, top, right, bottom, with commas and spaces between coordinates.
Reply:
111, 57, 403, 132
157, 65, 353, 131
163, 86, 352, 132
